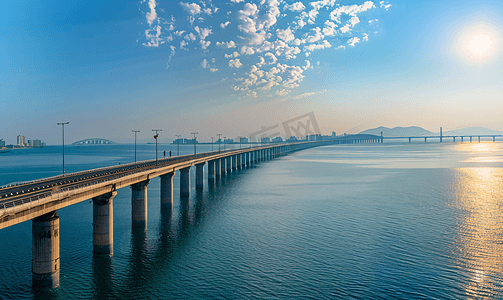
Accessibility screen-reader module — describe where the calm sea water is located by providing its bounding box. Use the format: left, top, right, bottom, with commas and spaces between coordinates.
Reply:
1, 142, 503, 299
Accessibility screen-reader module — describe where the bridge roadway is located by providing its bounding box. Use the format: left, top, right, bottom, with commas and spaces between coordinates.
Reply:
382, 134, 503, 143
3, 137, 389, 290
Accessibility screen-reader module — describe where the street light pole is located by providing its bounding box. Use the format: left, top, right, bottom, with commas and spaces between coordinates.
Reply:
191, 132, 198, 157
132, 130, 140, 162
176, 134, 181, 156
152, 129, 162, 166
57, 122, 69, 175
211, 137, 214, 151
217, 133, 222, 152
224, 137, 226, 151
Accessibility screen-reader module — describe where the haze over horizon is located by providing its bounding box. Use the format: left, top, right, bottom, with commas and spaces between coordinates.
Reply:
2, 0, 502, 145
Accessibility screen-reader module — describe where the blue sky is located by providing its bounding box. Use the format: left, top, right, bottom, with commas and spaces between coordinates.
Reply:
1, 0, 502, 144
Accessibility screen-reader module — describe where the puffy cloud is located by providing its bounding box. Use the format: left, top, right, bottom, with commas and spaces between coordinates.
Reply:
210, 68, 218, 72
348, 36, 360, 46
306, 27, 323, 43
330, 1, 375, 24
184, 32, 196, 41
180, 2, 201, 15
276, 89, 289, 96
220, 21, 231, 29
216, 40, 237, 48
380, 1, 391, 10
201, 59, 209, 68
368, 19, 378, 25
323, 20, 337, 36
229, 59, 243, 68
241, 46, 256, 55
144, 25, 163, 47
303, 60, 312, 70
304, 40, 331, 52
291, 92, 316, 100
194, 26, 212, 40
264, 52, 278, 64
200, 40, 211, 49
284, 2, 305, 11
145, 0, 158, 26
277, 27, 295, 42
362, 33, 369, 41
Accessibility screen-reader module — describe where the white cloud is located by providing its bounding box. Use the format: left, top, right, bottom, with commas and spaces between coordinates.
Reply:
291, 92, 316, 100
231, 0, 244, 2
264, 52, 278, 64
284, 2, 305, 12
203, 8, 212, 15
323, 20, 337, 36
146, 0, 158, 26
277, 27, 295, 42
330, 1, 375, 24
220, 21, 231, 29
306, 27, 323, 43
368, 19, 378, 25
201, 59, 209, 68
241, 46, 256, 55
304, 40, 331, 52
144, 25, 163, 47
348, 36, 360, 46
200, 40, 211, 49
180, 40, 188, 49
276, 89, 289, 96
380, 1, 391, 10
184, 32, 196, 41
217, 41, 237, 48
194, 26, 212, 40
229, 59, 243, 68
180, 2, 201, 15
210, 68, 218, 72
303, 60, 312, 70
362, 33, 369, 41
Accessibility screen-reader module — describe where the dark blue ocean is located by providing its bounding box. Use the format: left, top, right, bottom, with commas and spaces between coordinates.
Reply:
1, 142, 503, 299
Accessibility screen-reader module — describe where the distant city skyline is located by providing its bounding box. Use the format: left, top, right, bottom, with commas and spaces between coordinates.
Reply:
2, 0, 502, 145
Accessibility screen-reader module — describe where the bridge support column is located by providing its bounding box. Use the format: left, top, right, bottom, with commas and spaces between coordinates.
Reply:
241, 153, 246, 168
160, 172, 175, 210
93, 191, 116, 256
453, 137, 455, 142
226, 156, 232, 173
220, 158, 226, 175
493, 136, 496, 142
132, 180, 149, 228
461, 137, 464, 142
409, 138, 411, 143
208, 160, 215, 185
32, 211, 60, 289
425, 137, 427, 142
246, 152, 250, 166
478, 136, 481, 142
470, 136, 472, 142
196, 163, 205, 190
232, 155, 237, 171
180, 167, 191, 197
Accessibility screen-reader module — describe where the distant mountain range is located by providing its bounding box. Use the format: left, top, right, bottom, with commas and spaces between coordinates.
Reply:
358, 126, 503, 137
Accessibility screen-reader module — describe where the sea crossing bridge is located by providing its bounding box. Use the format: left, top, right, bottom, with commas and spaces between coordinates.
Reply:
0, 135, 382, 289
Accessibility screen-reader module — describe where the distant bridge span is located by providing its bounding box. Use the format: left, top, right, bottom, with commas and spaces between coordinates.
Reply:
72, 138, 117, 145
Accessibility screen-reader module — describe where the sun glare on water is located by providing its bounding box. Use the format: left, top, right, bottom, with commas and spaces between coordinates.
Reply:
455, 23, 501, 63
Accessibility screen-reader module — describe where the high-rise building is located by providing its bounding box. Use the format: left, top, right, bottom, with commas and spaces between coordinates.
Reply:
17, 135, 25, 147
0, 139, 5, 147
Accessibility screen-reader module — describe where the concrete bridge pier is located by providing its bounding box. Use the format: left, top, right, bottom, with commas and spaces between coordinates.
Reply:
425, 137, 427, 142
32, 211, 60, 289
160, 172, 175, 210
493, 136, 496, 142
196, 163, 205, 190
232, 155, 237, 171
208, 160, 215, 185
180, 167, 191, 197
470, 136, 472, 142
453, 137, 456, 142
220, 158, 226, 175
409, 138, 411, 143
93, 191, 116, 256
131, 180, 150, 228
226, 157, 232, 173
241, 153, 246, 168
478, 136, 481, 142
461, 137, 464, 142
246, 152, 250, 166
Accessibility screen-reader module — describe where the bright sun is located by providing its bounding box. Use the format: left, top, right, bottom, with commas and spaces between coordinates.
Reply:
455, 23, 501, 63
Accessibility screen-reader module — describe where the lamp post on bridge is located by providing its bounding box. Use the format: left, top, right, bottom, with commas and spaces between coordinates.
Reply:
211, 137, 214, 151
224, 137, 226, 151
132, 130, 140, 162
217, 133, 222, 152
191, 132, 198, 157
57, 122, 69, 175
176, 134, 181, 156
152, 129, 162, 166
